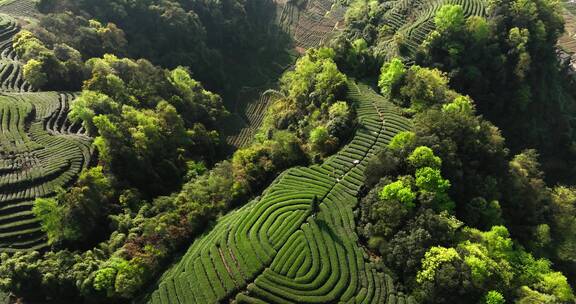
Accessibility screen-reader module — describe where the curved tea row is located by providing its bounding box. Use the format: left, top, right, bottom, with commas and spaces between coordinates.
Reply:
147, 82, 414, 304
226, 89, 275, 149
0, 0, 37, 18
383, 0, 486, 53
0, 14, 33, 92
277, 0, 346, 50
0, 92, 92, 252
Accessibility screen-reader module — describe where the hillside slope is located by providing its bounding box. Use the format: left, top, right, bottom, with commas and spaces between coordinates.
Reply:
224, 0, 346, 150
353, 0, 488, 59
0, 12, 92, 253
146, 82, 413, 303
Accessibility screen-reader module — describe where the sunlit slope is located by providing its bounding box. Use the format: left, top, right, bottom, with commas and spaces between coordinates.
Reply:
147, 82, 414, 304
277, 0, 346, 51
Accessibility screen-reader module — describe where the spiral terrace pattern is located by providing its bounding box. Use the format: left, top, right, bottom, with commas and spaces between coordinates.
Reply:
0, 11, 92, 252
147, 82, 414, 304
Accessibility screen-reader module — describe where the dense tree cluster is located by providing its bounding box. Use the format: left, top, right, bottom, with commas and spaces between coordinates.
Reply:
33, 12, 127, 59
418, 1, 576, 181
68, 55, 227, 196
0, 42, 349, 301
0, 53, 239, 301
32, 0, 290, 94
14, 30, 85, 89
358, 62, 576, 302
259, 48, 352, 159
335, 0, 576, 183
33, 166, 115, 245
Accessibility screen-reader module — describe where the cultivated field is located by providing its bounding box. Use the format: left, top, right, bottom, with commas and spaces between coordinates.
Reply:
277, 0, 346, 51
0, 14, 33, 92
382, 0, 486, 54
146, 82, 414, 304
560, 1, 576, 58
0, 13, 92, 253
0, 92, 92, 252
225, 88, 281, 149
225, 0, 346, 150
0, 0, 37, 18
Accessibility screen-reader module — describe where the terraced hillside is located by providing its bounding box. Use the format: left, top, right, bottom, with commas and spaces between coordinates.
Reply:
276, 0, 346, 51
225, 0, 346, 150
0, 14, 33, 92
146, 82, 413, 304
383, 0, 486, 53
0, 0, 37, 18
0, 92, 92, 252
560, 1, 576, 64
226, 88, 280, 149
0, 12, 92, 252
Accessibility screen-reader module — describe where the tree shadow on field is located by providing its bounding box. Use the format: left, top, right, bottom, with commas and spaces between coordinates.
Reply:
315, 218, 345, 248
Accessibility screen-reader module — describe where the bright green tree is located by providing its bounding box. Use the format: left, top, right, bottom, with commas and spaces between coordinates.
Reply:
401, 66, 453, 111
23, 59, 47, 88
434, 4, 465, 33
310, 126, 336, 155
407, 146, 442, 169
328, 101, 349, 119
442, 95, 475, 115
416, 246, 461, 283
484, 290, 505, 304
378, 58, 406, 95
388, 131, 416, 150
380, 178, 416, 209
32, 198, 69, 244
415, 167, 451, 193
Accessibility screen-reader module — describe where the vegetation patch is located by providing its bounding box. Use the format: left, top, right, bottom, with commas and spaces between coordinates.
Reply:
146, 81, 413, 303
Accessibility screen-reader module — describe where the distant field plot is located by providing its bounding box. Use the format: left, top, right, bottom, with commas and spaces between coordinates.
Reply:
381, 0, 486, 54
146, 82, 414, 304
0, 0, 37, 18
560, 2, 576, 55
277, 0, 346, 51
0, 14, 34, 92
224, 0, 345, 150
225, 88, 279, 149
0, 92, 92, 252
0, 8, 87, 252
